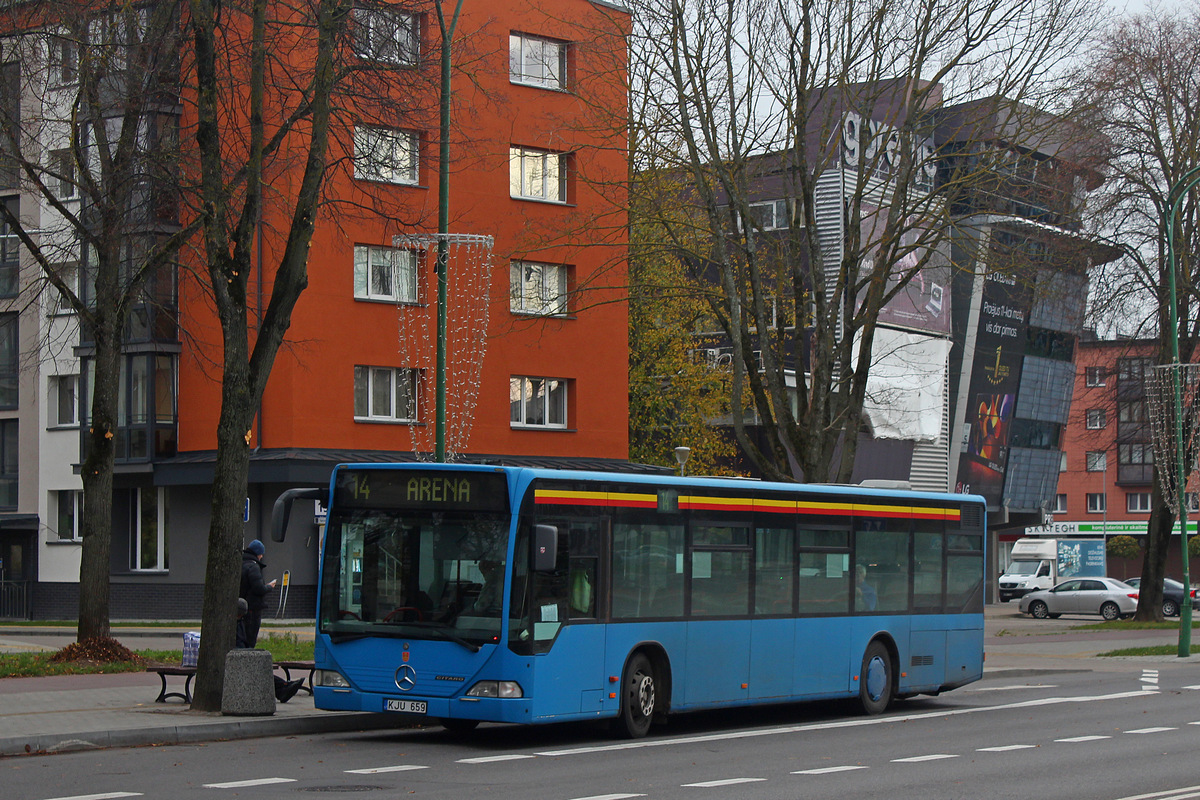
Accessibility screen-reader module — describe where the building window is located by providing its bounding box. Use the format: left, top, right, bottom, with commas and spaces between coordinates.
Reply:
353, 126, 419, 185
1086, 451, 1106, 472
1053, 493, 1067, 514
354, 365, 419, 422
1126, 492, 1152, 513
48, 35, 78, 84
51, 261, 79, 313
0, 313, 15, 410
743, 199, 792, 232
1117, 357, 1151, 382
1084, 366, 1105, 387
49, 374, 78, 427
52, 489, 83, 540
1118, 400, 1147, 423
353, 245, 418, 303
0, 197, 19, 297
1086, 408, 1106, 429
131, 486, 169, 571
509, 33, 566, 89
509, 146, 567, 202
1086, 492, 1106, 513
1118, 443, 1153, 467
49, 148, 76, 199
510, 260, 567, 315
0, 420, 16, 509
352, 6, 418, 66
510, 376, 567, 428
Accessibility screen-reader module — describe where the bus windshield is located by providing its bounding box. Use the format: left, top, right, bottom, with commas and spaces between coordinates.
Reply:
319, 507, 510, 647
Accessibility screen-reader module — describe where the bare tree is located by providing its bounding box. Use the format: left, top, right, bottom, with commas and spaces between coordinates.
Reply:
631, 0, 1098, 482
1080, 7, 1200, 621
184, 0, 449, 708
0, 0, 191, 640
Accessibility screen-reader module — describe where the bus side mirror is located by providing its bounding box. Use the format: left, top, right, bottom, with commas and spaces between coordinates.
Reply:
271, 488, 325, 542
534, 524, 558, 571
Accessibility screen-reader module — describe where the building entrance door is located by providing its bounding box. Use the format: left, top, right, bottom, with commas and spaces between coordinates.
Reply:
0, 530, 33, 619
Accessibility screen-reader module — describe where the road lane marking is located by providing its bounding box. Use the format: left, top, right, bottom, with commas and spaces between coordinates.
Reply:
568, 795, 647, 800
792, 766, 869, 774
1183, 685, 1200, 691
977, 744, 1037, 752
1111, 785, 1200, 800
45, 794, 143, 800
970, 685, 1057, 692
891, 754, 958, 763
1125, 727, 1177, 734
203, 779, 296, 789
345, 765, 429, 774
682, 778, 767, 788
533, 689, 1157, 757
457, 754, 536, 763
1055, 735, 1110, 742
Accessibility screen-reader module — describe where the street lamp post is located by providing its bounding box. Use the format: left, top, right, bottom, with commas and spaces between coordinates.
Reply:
1164, 164, 1200, 657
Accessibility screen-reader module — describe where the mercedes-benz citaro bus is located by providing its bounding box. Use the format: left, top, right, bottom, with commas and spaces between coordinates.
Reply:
272, 463, 986, 738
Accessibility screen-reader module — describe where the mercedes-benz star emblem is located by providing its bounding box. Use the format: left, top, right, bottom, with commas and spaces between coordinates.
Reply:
395, 664, 417, 691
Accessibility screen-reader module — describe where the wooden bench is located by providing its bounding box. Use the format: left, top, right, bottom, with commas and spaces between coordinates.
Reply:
147, 665, 197, 703
273, 660, 315, 695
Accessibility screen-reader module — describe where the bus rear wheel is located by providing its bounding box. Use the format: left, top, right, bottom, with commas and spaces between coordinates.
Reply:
613, 652, 656, 738
858, 641, 893, 715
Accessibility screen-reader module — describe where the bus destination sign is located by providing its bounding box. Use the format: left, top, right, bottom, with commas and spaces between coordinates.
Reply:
333, 469, 509, 513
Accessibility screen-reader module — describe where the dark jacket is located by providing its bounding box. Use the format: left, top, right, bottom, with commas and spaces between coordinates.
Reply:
240, 551, 272, 612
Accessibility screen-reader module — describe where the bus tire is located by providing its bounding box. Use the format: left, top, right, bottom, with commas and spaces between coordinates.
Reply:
613, 652, 656, 738
439, 718, 480, 734
858, 640, 893, 715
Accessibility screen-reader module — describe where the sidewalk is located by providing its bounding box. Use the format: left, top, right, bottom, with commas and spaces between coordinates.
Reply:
0, 607, 1195, 758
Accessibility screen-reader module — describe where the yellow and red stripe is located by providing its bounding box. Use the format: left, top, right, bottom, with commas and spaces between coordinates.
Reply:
534, 487, 961, 521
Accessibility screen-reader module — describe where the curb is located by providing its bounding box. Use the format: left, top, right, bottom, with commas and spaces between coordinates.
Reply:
0, 712, 410, 758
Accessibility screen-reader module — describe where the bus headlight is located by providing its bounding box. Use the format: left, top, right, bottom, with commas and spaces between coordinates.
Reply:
466, 680, 523, 698
315, 670, 351, 688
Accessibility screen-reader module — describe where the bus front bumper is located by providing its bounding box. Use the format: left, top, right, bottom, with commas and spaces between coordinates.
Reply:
314, 687, 532, 724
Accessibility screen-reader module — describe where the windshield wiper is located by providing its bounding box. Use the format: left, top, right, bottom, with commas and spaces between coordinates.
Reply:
398, 620, 482, 652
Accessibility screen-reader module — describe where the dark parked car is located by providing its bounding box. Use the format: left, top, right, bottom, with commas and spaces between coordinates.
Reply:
1123, 577, 1198, 617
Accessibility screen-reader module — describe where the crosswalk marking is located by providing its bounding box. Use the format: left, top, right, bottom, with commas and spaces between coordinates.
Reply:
682, 778, 767, 788
203, 779, 296, 789
977, 744, 1037, 752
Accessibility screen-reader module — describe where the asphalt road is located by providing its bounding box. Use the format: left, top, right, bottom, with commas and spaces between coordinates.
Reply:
5, 665, 1200, 800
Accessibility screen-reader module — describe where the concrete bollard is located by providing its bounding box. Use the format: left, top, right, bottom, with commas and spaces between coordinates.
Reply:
221, 648, 275, 716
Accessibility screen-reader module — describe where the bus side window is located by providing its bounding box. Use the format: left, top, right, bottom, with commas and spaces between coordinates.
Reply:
569, 559, 596, 617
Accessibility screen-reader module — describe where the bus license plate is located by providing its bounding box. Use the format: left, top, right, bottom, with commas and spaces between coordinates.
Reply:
386, 699, 427, 714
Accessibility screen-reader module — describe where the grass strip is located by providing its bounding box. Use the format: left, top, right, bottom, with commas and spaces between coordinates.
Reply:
0, 632, 315, 679
1098, 644, 1200, 657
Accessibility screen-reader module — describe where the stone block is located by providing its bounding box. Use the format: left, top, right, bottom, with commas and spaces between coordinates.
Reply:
221, 648, 275, 716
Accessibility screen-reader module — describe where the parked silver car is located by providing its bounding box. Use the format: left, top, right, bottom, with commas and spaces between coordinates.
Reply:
1018, 577, 1139, 621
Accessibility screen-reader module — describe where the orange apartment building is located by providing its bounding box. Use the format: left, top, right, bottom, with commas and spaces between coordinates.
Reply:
1, 0, 634, 619
1018, 336, 1194, 581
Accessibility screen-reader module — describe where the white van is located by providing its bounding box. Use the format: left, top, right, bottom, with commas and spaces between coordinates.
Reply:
998, 538, 1057, 601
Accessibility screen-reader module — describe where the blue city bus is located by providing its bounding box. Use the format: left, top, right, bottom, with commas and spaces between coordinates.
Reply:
273, 463, 986, 737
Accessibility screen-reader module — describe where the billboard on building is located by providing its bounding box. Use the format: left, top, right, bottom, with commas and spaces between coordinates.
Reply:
955, 269, 1030, 504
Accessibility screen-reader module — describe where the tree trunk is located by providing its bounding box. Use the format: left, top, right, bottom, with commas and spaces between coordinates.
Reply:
191, 334, 254, 711
76, 320, 123, 641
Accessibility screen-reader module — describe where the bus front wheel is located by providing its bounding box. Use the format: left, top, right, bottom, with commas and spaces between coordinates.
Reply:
613, 652, 656, 738
858, 641, 893, 715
